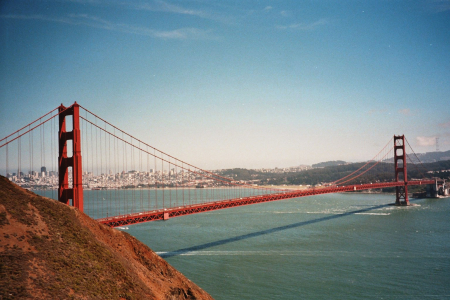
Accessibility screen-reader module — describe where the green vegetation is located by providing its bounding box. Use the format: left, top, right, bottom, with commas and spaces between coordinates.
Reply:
312, 160, 347, 168
220, 168, 261, 180
217, 160, 450, 187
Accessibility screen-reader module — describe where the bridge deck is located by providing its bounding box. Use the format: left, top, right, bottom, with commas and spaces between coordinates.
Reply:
98, 180, 434, 227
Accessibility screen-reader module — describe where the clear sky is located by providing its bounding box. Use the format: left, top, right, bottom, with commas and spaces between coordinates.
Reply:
1, 0, 449, 170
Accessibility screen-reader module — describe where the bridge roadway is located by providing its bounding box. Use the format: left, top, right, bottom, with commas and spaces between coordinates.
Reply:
98, 180, 435, 227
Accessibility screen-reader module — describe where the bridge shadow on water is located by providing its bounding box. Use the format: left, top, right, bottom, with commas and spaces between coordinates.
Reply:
159, 201, 410, 259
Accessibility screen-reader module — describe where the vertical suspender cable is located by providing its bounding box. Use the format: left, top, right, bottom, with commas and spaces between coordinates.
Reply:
52, 114, 55, 199
43, 120, 45, 183
194, 170, 197, 204
131, 136, 134, 215
116, 130, 120, 217
154, 148, 157, 210
91, 120, 94, 215
147, 145, 150, 212
187, 168, 190, 206
169, 159, 171, 208
175, 162, 178, 207
5, 139, 8, 177
28, 125, 31, 181
117, 132, 120, 216
40, 118, 42, 184
139, 141, 143, 213
182, 163, 185, 206
100, 124, 103, 218
51, 115, 54, 199
108, 128, 111, 218
87, 111, 91, 214
18, 136, 21, 181
114, 128, 118, 217
95, 119, 98, 217
28, 125, 32, 185
123, 132, 127, 215
162, 153, 165, 209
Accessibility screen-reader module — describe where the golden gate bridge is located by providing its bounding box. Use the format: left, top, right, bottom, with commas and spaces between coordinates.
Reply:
0, 102, 435, 227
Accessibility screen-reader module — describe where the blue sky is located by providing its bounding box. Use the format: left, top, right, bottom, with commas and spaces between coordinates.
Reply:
1, 0, 449, 169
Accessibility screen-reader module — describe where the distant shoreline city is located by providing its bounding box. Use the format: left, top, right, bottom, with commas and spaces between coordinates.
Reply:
6, 149, 450, 191
5, 164, 312, 191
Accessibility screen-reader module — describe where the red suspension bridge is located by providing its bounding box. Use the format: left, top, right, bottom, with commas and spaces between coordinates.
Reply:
0, 102, 435, 227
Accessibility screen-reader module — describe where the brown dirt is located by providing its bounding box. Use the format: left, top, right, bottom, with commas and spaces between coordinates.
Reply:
0, 175, 214, 300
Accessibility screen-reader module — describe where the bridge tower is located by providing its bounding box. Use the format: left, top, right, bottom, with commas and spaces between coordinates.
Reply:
394, 135, 409, 205
58, 102, 83, 211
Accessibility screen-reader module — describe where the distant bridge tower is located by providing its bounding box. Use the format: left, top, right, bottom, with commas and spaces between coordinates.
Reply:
394, 135, 409, 205
58, 102, 83, 211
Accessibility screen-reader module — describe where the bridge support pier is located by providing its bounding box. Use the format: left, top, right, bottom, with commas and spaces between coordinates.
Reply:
58, 102, 83, 211
394, 135, 409, 205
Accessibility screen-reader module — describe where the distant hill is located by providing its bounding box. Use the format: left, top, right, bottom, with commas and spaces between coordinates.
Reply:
282, 159, 450, 186
216, 160, 450, 187
220, 168, 259, 179
415, 150, 450, 163
383, 150, 450, 164
312, 160, 347, 168
309, 151, 450, 169
0, 176, 213, 300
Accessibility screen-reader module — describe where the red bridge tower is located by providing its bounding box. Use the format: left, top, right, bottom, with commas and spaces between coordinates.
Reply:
394, 135, 409, 205
58, 102, 83, 211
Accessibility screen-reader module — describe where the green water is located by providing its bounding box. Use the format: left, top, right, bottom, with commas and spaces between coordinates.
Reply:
124, 193, 450, 299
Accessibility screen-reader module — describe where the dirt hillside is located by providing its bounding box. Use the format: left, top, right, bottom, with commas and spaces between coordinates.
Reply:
0, 175, 214, 300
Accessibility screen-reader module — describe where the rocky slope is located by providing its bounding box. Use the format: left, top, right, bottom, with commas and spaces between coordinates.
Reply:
0, 175, 213, 300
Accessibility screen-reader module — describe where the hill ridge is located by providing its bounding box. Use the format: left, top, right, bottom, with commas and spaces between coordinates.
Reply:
0, 175, 213, 300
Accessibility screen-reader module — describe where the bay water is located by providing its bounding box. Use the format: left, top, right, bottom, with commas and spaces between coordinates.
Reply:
126, 193, 450, 299
37, 190, 450, 299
